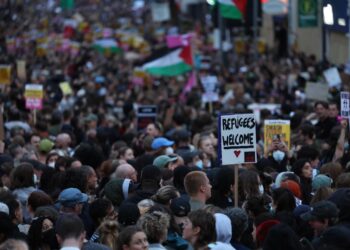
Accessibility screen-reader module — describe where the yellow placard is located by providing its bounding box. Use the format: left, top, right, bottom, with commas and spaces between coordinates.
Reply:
24, 84, 44, 99
264, 120, 291, 151
0, 65, 11, 85
59, 82, 73, 95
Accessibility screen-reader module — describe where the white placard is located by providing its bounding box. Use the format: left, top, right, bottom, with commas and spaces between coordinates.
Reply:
151, 3, 170, 22
305, 82, 328, 101
323, 67, 341, 87
341, 91, 350, 118
219, 113, 257, 165
201, 76, 219, 103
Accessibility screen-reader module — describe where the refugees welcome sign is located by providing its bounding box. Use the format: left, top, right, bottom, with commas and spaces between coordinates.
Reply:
219, 113, 257, 165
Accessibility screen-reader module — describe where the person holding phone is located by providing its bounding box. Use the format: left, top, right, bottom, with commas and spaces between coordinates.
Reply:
257, 134, 291, 173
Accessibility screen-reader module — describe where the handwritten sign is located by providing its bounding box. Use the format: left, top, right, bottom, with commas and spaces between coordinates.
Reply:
219, 113, 257, 165
341, 91, 350, 118
25, 84, 43, 110
264, 120, 291, 152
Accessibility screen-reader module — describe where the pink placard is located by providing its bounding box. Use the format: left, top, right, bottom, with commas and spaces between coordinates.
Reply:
25, 98, 43, 110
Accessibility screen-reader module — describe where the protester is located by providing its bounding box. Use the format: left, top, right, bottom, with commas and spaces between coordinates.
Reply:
2, 1, 350, 249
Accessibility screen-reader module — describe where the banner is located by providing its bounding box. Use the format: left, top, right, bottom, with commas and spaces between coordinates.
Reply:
264, 120, 291, 152
219, 113, 257, 165
298, 0, 318, 27
0, 65, 11, 85
25, 84, 43, 110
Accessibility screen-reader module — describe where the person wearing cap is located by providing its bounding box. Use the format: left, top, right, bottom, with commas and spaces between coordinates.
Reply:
301, 200, 339, 238
153, 155, 178, 170
57, 188, 88, 215
312, 174, 333, 193
151, 137, 175, 156
37, 138, 54, 164
170, 197, 190, 233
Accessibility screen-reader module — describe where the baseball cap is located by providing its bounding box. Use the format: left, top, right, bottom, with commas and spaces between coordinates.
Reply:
0, 202, 9, 215
312, 174, 333, 191
153, 155, 177, 169
151, 137, 174, 150
57, 188, 88, 207
301, 200, 339, 221
170, 197, 190, 217
39, 139, 54, 153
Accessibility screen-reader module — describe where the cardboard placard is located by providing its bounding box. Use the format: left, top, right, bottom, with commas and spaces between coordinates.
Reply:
264, 120, 291, 152
59, 81, 73, 96
137, 105, 157, 131
16, 60, 26, 81
219, 113, 257, 165
305, 82, 328, 101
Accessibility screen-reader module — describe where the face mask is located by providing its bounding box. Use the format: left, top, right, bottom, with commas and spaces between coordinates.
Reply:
48, 162, 55, 168
165, 147, 174, 155
259, 184, 264, 195
272, 150, 285, 162
195, 160, 203, 169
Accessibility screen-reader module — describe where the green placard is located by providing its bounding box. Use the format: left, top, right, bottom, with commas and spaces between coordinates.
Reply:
298, 0, 318, 28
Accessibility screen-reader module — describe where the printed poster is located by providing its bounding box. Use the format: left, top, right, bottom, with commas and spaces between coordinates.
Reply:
264, 120, 291, 152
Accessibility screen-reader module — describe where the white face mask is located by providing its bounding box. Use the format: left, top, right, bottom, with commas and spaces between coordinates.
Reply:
259, 184, 264, 195
165, 147, 174, 155
272, 150, 285, 162
48, 162, 55, 168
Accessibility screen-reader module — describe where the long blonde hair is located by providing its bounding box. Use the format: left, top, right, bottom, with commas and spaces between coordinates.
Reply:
98, 220, 120, 250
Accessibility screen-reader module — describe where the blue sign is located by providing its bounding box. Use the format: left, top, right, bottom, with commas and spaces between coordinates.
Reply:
322, 0, 349, 33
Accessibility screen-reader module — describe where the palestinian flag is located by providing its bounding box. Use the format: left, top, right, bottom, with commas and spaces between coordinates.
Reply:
92, 39, 122, 54
218, 0, 245, 20
142, 46, 193, 76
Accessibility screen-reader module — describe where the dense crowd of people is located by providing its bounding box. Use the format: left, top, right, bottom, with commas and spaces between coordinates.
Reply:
0, 0, 350, 250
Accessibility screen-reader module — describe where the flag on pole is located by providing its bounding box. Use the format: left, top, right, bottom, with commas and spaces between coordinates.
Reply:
142, 47, 193, 76
92, 39, 122, 54
218, 0, 244, 20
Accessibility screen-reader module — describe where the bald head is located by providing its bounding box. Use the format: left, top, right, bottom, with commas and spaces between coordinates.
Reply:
115, 163, 137, 183
56, 133, 71, 149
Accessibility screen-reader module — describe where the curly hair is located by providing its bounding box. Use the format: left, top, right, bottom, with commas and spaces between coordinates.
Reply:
137, 211, 170, 244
